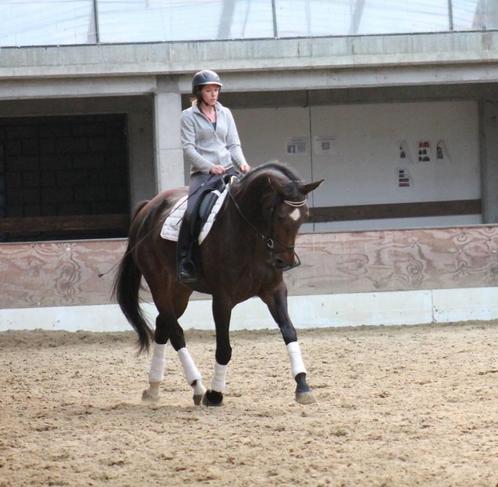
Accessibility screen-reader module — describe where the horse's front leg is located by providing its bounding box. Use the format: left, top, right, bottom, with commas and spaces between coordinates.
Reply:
261, 283, 316, 405
203, 297, 233, 406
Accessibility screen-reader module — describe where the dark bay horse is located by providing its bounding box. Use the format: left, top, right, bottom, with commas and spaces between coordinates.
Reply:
113, 162, 323, 406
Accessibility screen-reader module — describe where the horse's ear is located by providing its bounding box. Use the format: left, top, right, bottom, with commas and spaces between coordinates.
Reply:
301, 179, 324, 195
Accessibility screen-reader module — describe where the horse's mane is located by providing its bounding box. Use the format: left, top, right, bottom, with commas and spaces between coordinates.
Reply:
240, 161, 301, 182
238, 161, 303, 199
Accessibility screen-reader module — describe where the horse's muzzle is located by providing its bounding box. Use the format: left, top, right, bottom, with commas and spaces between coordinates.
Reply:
274, 253, 301, 271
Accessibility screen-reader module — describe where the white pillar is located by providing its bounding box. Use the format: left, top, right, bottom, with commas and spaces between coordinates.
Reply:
153, 77, 185, 192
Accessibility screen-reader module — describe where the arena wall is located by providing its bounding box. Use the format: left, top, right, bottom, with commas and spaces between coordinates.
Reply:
1, 225, 498, 331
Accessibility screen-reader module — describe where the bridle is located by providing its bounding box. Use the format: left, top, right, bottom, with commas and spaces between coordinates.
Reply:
227, 185, 306, 271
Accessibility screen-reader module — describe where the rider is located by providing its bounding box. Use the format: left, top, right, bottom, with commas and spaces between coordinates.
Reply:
177, 69, 251, 283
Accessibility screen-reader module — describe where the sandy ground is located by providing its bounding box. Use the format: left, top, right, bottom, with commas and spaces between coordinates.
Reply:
0, 322, 497, 487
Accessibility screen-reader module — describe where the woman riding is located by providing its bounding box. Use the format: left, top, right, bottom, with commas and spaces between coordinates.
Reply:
177, 69, 251, 283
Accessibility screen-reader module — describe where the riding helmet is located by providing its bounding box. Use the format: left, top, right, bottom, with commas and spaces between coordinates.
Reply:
192, 70, 223, 93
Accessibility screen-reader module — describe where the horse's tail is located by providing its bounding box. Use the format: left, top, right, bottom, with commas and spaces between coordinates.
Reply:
112, 201, 153, 354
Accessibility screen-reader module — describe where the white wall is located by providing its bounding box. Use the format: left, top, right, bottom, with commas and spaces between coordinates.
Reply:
233, 100, 481, 232
233, 106, 314, 232
3, 287, 498, 332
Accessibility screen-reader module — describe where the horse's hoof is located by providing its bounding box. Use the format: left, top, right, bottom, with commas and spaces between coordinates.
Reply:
192, 380, 206, 406
142, 389, 159, 401
295, 391, 317, 405
202, 389, 223, 407
142, 383, 160, 402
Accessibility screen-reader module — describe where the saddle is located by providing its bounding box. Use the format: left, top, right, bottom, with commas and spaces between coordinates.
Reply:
160, 184, 230, 244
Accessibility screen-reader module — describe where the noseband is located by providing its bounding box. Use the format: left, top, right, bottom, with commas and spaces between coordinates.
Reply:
227, 187, 305, 271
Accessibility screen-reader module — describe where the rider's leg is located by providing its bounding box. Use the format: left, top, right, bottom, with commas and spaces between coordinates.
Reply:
177, 172, 208, 282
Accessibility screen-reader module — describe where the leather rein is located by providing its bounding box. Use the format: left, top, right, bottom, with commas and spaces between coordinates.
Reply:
227, 184, 306, 271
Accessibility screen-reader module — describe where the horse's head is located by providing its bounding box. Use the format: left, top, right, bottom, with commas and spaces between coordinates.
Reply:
234, 162, 323, 271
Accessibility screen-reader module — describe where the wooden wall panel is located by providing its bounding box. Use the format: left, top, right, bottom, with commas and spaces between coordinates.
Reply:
308, 200, 481, 222
287, 226, 498, 295
1, 225, 498, 309
0, 240, 125, 308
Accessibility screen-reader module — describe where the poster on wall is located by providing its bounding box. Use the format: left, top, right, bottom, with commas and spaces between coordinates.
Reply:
399, 140, 451, 164
397, 167, 412, 188
417, 141, 431, 163
436, 140, 451, 162
398, 140, 413, 164
286, 137, 308, 155
313, 136, 336, 155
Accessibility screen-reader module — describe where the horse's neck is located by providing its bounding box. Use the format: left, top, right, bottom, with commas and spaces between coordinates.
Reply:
219, 179, 274, 247
235, 175, 273, 214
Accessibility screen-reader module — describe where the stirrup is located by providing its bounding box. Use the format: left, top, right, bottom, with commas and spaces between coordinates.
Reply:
178, 260, 197, 283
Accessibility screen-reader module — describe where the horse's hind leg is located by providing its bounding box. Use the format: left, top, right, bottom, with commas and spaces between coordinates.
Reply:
171, 289, 207, 405
143, 288, 206, 405
142, 315, 168, 401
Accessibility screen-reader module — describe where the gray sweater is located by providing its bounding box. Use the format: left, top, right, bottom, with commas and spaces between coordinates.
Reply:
181, 102, 247, 174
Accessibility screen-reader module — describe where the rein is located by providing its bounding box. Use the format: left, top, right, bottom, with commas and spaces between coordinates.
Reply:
227, 184, 305, 271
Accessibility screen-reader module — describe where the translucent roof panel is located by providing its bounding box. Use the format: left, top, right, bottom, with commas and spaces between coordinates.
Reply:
0, 0, 491, 48
276, 0, 450, 37
0, 0, 96, 47
452, 0, 498, 30
97, 0, 274, 43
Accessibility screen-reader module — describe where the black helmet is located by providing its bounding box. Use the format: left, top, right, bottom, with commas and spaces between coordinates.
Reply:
192, 69, 223, 91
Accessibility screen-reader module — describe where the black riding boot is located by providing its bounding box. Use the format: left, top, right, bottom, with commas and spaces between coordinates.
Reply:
176, 170, 230, 284
178, 252, 197, 283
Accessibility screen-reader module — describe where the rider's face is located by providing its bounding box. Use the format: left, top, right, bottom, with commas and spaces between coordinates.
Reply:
200, 84, 220, 106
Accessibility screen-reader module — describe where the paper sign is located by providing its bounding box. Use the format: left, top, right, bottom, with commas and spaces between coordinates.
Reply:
286, 137, 307, 155
398, 140, 413, 164
417, 141, 431, 163
397, 167, 412, 188
313, 136, 336, 155
436, 140, 451, 162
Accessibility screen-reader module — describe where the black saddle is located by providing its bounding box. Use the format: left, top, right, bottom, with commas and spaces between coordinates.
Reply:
177, 171, 237, 283
193, 173, 236, 236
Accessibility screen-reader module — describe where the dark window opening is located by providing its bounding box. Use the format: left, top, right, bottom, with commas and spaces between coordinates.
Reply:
0, 114, 130, 242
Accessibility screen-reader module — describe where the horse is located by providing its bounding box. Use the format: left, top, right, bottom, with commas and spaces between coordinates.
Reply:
113, 162, 323, 406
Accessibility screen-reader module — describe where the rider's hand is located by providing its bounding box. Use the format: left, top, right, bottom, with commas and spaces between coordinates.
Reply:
239, 163, 251, 174
209, 164, 226, 175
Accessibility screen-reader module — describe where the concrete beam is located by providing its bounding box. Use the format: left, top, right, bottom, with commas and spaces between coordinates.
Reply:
4, 61, 498, 103
210, 63, 498, 94
2, 31, 498, 80
0, 76, 156, 100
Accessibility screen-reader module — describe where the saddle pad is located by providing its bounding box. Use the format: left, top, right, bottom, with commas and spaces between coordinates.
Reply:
160, 186, 229, 245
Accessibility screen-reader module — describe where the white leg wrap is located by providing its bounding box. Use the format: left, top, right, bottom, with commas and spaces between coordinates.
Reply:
192, 380, 206, 396
287, 341, 306, 378
211, 362, 228, 393
177, 347, 202, 385
149, 343, 166, 383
